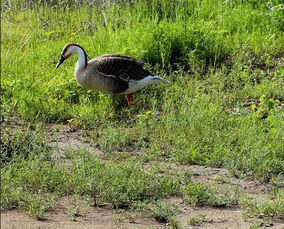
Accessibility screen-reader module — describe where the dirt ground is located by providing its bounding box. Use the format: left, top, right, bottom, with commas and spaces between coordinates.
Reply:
2, 124, 284, 229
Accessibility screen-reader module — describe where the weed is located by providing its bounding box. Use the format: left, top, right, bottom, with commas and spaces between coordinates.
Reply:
1, 126, 49, 163
24, 194, 56, 220
0, 189, 23, 210
187, 213, 206, 226
251, 95, 281, 119
168, 217, 181, 229
1, 155, 180, 211
183, 182, 239, 207
133, 200, 178, 224
91, 161, 180, 208
67, 195, 81, 221
242, 189, 284, 219
249, 222, 262, 229
96, 125, 147, 154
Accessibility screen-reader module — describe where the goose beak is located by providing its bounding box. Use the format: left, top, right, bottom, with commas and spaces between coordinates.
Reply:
56, 55, 65, 68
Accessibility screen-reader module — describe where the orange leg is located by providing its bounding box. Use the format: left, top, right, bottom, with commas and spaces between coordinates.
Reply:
124, 93, 133, 106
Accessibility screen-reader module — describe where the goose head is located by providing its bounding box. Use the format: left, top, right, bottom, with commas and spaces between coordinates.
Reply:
56, 43, 86, 68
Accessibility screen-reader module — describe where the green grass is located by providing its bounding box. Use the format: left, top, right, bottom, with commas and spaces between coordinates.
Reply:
187, 213, 207, 226
134, 200, 179, 223
1, 0, 284, 223
1, 124, 49, 163
1, 134, 181, 215
183, 182, 239, 207
242, 189, 284, 219
67, 195, 82, 221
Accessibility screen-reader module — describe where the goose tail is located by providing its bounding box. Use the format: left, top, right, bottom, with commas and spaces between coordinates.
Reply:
150, 75, 170, 83
124, 75, 170, 94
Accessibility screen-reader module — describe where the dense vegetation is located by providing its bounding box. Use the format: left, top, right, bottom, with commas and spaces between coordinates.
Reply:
1, 0, 284, 224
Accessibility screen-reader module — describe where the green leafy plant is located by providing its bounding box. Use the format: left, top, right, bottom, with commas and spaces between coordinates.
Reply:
242, 189, 284, 219
187, 213, 206, 226
24, 194, 55, 220
251, 95, 280, 119
183, 183, 239, 207
67, 195, 81, 221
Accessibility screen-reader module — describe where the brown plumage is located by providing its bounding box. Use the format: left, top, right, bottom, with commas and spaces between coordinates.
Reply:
56, 43, 169, 105
92, 54, 152, 80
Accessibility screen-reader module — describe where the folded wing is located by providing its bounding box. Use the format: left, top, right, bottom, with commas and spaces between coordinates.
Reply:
93, 55, 153, 81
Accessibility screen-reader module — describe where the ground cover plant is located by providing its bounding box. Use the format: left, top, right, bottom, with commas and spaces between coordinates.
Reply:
1, 0, 284, 227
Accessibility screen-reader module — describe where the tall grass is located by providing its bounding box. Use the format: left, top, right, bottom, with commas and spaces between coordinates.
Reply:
1, 0, 284, 197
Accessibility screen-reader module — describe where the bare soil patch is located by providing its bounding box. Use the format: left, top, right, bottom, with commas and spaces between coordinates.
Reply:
45, 124, 96, 153
2, 124, 284, 229
1, 208, 163, 229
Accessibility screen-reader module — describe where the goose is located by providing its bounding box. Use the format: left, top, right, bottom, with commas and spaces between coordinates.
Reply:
56, 43, 169, 106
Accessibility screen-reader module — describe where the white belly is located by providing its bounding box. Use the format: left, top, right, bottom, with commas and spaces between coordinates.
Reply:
123, 75, 166, 94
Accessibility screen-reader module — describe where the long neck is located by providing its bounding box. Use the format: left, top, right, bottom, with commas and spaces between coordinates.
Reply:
73, 45, 87, 71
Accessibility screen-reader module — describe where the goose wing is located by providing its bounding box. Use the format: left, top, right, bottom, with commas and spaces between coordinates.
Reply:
92, 55, 153, 81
